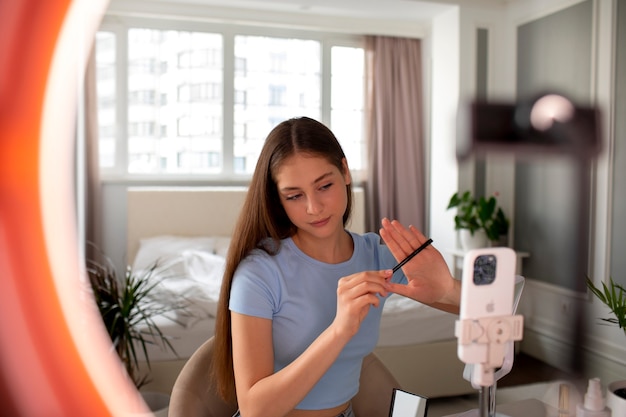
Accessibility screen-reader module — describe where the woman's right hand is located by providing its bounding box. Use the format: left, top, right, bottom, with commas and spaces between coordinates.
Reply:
379, 218, 460, 313
333, 270, 391, 337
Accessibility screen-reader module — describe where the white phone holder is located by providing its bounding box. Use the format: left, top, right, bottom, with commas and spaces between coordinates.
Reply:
455, 314, 524, 387
455, 275, 526, 417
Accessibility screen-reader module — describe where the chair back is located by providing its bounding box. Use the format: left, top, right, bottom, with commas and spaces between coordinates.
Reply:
169, 336, 401, 417
169, 337, 238, 417
353, 351, 401, 417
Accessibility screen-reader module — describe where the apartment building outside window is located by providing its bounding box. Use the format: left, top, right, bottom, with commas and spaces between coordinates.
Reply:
95, 18, 365, 180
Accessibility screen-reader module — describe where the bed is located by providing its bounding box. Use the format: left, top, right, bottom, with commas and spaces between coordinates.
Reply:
127, 186, 473, 398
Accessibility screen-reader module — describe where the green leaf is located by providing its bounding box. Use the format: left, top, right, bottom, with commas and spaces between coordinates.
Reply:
86, 241, 192, 389
447, 192, 461, 209
446, 191, 509, 241
587, 276, 626, 331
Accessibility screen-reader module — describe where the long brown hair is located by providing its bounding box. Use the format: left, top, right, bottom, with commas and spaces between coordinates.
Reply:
212, 117, 354, 403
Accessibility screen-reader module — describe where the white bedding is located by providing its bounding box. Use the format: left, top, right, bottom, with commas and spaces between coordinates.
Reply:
134, 235, 458, 362
378, 295, 457, 347
133, 235, 228, 361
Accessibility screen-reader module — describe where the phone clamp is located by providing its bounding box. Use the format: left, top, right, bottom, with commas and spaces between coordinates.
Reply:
455, 314, 524, 386
455, 314, 524, 417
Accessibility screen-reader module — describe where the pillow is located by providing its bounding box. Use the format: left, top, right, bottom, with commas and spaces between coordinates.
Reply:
141, 250, 226, 327
146, 250, 224, 326
131, 235, 229, 327
132, 235, 217, 272
180, 249, 225, 308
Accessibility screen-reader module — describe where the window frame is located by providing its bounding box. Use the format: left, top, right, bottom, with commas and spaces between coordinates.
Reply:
97, 15, 365, 185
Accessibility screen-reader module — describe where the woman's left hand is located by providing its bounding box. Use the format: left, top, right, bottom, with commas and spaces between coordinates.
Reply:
379, 218, 460, 311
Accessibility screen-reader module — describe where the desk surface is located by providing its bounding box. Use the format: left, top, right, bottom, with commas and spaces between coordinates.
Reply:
441, 380, 583, 417
445, 398, 547, 417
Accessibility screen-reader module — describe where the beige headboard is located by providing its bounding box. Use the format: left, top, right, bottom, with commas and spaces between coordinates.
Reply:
127, 186, 365, 264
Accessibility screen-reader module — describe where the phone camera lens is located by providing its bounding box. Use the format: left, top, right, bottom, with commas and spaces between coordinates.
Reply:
473, 254, 497, 285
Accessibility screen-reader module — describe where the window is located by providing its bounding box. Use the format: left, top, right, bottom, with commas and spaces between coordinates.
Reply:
95, 31, 116, 169
178, 83, 221, 102
129, 90, 157, 105
96, 18, 365, 180
178, 48, 220, 69
331, 46, 365, 171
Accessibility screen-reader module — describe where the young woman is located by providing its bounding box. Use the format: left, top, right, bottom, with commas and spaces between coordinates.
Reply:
213, 117, 460, 417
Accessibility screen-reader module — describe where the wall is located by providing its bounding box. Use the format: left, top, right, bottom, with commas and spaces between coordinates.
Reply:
611, 0, 626, 288
453, 3, 517, 249
501, 0, 626, 384
429, 7, 460, 265
514, 0, 593, 291
429, 1, 512, 265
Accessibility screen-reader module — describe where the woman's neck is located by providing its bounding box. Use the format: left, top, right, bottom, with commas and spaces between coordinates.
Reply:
291, 229, 354, 264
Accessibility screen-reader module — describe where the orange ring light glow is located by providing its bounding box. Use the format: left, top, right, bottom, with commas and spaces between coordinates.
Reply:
0, 1, 148, 415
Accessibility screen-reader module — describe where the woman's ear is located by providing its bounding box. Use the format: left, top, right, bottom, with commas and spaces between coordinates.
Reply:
341, 158, 352, 185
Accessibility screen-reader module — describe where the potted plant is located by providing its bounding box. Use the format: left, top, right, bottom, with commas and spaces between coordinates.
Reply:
447, 190, 510, 250
586, 276, 626, 335
586, 276, 626, 413
86, 244, 188, 415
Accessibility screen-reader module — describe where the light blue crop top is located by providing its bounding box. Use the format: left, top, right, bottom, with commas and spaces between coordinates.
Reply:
229, 231, 407, 410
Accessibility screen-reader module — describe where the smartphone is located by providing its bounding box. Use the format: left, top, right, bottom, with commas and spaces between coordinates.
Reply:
459, 247, 516, 320
457, 247, 517, 370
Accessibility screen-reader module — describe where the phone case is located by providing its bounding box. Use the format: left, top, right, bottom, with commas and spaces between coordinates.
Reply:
457, 247, 517, 369
458, 247, 517, 320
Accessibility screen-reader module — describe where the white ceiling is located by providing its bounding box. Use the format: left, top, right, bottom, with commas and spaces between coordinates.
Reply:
138, 0, 510, 22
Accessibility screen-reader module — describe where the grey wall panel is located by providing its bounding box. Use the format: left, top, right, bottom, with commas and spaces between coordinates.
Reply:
475, 28, 488, 197
516, 1, 592, 103
611, 0, 626, 287
514, 1, 593, 290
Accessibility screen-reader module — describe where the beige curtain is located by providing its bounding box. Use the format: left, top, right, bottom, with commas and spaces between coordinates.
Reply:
364, 36, 426, 233
84, 44, 103, 259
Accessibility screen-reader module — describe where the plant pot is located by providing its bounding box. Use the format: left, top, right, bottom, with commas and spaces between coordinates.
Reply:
459, 229, 488, 251
490, 234, 508, 247
607, 380, 626, 416
139, 391, 170, 417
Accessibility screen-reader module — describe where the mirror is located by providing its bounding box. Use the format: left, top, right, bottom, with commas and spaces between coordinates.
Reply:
390, 389, 429, 417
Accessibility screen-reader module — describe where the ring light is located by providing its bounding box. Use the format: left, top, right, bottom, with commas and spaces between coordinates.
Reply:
0, 0, 147, 415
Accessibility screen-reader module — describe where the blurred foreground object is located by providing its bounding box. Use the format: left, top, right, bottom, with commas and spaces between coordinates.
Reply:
458, 93, 602, 160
